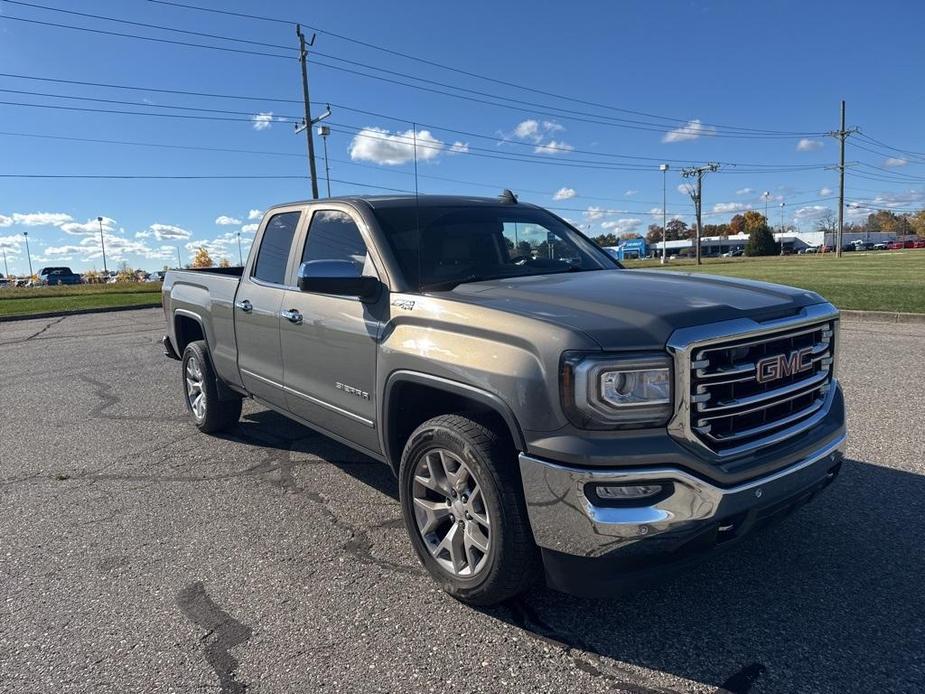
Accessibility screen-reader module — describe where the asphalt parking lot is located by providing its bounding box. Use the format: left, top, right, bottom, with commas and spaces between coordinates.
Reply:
1, 308, 923, 693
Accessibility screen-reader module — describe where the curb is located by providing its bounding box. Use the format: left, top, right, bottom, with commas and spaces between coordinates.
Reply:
840, 309, 925, 324
0, 302, 161, 323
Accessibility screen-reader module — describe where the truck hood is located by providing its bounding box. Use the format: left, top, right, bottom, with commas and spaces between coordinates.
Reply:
440, 269, 826, 350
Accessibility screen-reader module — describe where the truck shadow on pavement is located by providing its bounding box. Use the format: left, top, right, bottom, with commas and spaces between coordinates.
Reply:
230, 410, 922, 692
487, 458, 925, 693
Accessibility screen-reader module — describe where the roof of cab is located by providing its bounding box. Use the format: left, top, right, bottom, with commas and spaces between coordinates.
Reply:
266, 194, 536, 211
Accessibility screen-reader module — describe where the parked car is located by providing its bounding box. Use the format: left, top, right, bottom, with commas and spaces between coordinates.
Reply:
39, 266, 82, 286
872, 242, 890, 250
799, 246, 819, 254
852, 241, 873, 251
721, 248, 743, 257
162, 193, 846, 604
902, 240, 918, 249
912, 239, 925, 249
887, 241, 905, 250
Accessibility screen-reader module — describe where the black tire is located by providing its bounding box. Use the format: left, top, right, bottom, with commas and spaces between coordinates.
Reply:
399, 414, 541, 606
181, 340, 242, 434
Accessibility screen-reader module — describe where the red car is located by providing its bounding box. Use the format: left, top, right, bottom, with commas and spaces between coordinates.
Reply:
912, 239, 925, 249
887, 241, 905, 250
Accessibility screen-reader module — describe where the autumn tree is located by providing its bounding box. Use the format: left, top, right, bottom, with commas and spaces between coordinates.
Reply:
191, 246, 214, 268
729, 214, 746, 235
115, 261, 135, 283
218, 257, 231, 268
619, 232, 641, 241
645, 224, 664, 243
743, 210, 769, 233
665, 219, 689, 241
592, 233, 618, 247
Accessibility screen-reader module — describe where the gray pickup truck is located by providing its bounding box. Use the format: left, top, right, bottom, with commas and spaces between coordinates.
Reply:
162, 193, 846, 605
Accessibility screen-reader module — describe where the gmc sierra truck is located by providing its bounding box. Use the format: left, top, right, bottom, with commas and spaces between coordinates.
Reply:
162, 193, 846, 605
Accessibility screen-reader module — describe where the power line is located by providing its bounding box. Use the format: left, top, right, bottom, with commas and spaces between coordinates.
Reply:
0, 3, 824, 140
146, 0, 822, 137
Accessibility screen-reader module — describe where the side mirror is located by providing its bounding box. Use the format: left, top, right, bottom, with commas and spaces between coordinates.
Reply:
297, 260, 380, 301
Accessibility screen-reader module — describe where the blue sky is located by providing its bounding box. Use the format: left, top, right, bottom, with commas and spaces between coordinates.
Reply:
1, 0, 923, 273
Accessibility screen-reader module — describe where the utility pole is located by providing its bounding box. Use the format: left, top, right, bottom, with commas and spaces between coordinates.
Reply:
763, 191, 771, 223
176, 245, 182, 269
681, 163, 720, 265
295, 24, 320, 200
97, 216, 108, 274
2, 248, 8, 278
828, 100, 858, 258
659, 164, 669, 264
236, 231, 243, 265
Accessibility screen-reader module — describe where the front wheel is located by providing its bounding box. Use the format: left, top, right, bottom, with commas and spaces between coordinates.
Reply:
181, 340, 241, 433
399, 414, 541, 605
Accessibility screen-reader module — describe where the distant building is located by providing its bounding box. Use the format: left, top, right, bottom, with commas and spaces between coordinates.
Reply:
650, 230, 899, 256
603, 237, 648, 260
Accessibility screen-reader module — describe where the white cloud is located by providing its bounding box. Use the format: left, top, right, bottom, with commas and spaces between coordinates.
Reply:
150, 223, 192, 241
135, 230, 152, 239
534, 140, 573, 155
247, 209, 263, 220
215, 215, 242, 226
252, 112, 274, 131
819, 187, 833, 196
712, 202, 751, 214
884, 157, 908, 167
601, 218, 642, 234
553, 187, 577, 200
60, 216, 116, 235
662, 119, 715, 143
624, 190, 638, 197
448, 141, 469, 155
0, 215, 12, 228
0, 234, 23, 251
514, 119, 540, 140
42, 244, 87, 257
796, 138, 824, 151
736, 187, 753, 196
793, 205, 831, 222
584, 206, 606, 221
349, 127, 444, 166
241, 223, 259, 233
677, 183, 695, 196
9, 212, 74, 227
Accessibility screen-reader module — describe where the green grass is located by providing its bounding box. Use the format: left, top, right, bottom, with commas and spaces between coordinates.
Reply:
623, 250, 925, 313
0, 282, 162, 317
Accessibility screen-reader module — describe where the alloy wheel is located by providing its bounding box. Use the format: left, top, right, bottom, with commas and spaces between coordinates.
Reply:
185, 355, 206, 421
411, 448, 492, 577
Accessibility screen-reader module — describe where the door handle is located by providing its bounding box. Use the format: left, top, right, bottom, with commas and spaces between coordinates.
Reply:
235, 299, 253, 313
281, 308, 303, 324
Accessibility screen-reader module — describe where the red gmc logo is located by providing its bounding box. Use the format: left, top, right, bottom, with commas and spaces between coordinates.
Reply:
756, 347, 814, 384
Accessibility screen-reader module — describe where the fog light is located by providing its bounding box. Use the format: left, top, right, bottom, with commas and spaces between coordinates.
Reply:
597, 484, 663, 500
586, 482, 671, 507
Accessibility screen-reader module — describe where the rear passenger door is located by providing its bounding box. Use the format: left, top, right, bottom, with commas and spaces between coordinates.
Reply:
234, 207, 304, 410
280, 206, 383, 453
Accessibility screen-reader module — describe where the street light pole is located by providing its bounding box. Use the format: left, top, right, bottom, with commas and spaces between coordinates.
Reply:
23, 232, 33, 277
2, 248, 9, 278
176, 246, 182, 269
763, 191, 770, 223
660, 164, 669, 264
97, 216, 108, 275
318, 124, 332, 197
780, 202, 786, 255
237, 231, 243, 265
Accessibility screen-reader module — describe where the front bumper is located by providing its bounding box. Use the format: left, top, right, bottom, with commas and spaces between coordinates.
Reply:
519, 432, 846, 595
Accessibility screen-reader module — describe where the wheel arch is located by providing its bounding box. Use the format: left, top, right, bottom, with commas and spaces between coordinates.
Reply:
381, 371, 526, 473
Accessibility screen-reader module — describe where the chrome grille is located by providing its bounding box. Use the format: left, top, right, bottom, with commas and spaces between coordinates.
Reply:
688, 320, 835, 454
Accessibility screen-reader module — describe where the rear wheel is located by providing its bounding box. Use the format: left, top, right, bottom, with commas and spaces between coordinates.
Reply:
399, 414, 540, 605
181, 340, 241, 433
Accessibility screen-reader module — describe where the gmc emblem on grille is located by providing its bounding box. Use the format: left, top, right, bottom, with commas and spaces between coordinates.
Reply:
756, 347, 814, 384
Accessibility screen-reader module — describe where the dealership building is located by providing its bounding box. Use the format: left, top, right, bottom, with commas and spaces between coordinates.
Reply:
650, 230, 900, 257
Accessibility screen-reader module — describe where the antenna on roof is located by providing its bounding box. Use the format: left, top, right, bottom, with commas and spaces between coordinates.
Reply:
498, 189, 518, 204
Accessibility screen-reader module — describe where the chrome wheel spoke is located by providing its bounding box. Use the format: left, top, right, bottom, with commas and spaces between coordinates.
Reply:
413, 497, 451, 535
468, 485, 490, 528
432, 522, 465, 573
185, 356, 206, 421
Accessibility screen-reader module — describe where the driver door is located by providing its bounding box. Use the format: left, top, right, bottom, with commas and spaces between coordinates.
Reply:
279, 206, 383, 453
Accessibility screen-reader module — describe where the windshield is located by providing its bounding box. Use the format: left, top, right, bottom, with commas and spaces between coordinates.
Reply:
371, 204, 618, 290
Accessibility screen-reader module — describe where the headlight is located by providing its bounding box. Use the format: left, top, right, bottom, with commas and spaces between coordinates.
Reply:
560, 352, 673, 429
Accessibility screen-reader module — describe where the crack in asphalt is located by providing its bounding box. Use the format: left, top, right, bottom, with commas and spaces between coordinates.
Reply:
0, 315, 67, 345
176, 581, 253, 694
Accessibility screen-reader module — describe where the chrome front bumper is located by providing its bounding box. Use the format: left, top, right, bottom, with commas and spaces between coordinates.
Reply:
519, 433, 847, 558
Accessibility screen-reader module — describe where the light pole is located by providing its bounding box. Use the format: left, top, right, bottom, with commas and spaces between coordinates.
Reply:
2, 247, 8, 279
763, 191, 770, 223
176, 246, 182, 269
779, 202, 786, 255
659, 164, 669, 264
237, 231, 243, 265
317, 124, 332, 197
23, 232, 33, 277
97, 216, 108, 275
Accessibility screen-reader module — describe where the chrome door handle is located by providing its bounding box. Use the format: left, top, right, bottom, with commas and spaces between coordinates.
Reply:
281, 309, 303, 324
235, 299, 253, 313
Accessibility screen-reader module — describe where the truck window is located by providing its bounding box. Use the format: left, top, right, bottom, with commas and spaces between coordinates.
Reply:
301, 210, 372, 277
253, 211, 301, 285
